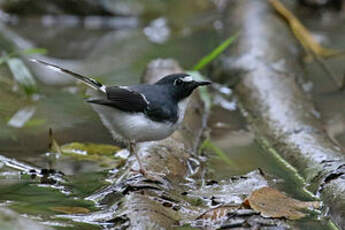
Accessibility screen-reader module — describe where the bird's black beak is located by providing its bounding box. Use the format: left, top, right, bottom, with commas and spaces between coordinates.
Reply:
195, 80, 212, 86
179, 79, 212, 99
188, 80, 212, 92
185, 80, 212, 95
191, 80, 212, 89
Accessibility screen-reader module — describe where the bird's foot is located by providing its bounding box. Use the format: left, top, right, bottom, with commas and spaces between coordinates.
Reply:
130, 168, 165, 183
130, 168, 145, 175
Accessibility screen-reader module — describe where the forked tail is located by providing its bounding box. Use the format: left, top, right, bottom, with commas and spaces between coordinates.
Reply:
30, 59, 106, 93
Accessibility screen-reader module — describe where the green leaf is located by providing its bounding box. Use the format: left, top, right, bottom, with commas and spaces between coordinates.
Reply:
24, 118, 46, 127
6, 57, 38, 95
200, 139, 237, 168
60, 142, 123, 166
20, 48, 47, 56
193, 32, 239, 71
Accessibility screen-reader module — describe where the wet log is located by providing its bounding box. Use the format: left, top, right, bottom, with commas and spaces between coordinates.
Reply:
215, 0, 345, 228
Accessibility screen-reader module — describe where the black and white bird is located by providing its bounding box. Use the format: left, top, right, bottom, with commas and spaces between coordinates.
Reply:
31, 59, 211, 175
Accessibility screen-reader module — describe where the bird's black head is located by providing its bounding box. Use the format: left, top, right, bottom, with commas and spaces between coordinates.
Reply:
155, 73, 211, 101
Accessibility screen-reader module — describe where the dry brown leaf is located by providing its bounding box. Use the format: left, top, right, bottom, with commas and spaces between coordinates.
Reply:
269, 0, 342, 59
245, 187, 320, 220
50, 206, 90, 214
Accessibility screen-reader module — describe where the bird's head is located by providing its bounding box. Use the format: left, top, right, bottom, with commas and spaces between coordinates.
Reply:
155, 73, 211, 101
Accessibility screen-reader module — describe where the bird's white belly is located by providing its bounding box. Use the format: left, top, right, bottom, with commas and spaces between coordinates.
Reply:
90, 104, 178, 142
111, 110, 178, 142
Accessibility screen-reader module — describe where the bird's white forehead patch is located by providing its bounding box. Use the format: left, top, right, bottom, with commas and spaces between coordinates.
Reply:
181, 76, 193, 82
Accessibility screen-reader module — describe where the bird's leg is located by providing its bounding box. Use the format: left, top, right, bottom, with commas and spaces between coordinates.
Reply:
129, 141, 146, 175
128, 142, 165, 183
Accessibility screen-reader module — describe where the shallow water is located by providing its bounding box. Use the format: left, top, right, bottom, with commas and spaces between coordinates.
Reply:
296, 8, 345, 149
0, 1, 344, 229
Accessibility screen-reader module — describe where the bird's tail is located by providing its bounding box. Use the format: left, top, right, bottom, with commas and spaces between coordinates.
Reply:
30, 59, 106, 93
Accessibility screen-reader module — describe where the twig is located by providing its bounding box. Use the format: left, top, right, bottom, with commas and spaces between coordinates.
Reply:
313, 54, 342, 89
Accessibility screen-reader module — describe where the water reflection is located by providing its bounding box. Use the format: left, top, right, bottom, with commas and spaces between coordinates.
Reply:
7, 106, 36, 128
143, 17, 170, 44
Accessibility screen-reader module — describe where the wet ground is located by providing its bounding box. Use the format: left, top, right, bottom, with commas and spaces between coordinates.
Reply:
0, 0, 345, 229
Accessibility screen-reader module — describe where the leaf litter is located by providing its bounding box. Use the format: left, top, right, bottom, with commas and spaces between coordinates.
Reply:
244, 187, 320, 220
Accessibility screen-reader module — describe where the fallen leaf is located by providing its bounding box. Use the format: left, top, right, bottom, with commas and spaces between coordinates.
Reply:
61, 142, 121, 156
50, 206, 90, 214
59, 142, 123, 167
269, 0, 342, 59
245, 187, 320, 220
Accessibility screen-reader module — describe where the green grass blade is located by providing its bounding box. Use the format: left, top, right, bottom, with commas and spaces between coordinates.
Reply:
200, 139, 237, 168
20, 48, 47, 56
193, 32, 239, 71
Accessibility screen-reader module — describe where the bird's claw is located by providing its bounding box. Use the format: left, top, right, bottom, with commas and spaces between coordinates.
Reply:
130, 168, 146, 175
130, 168, 165, 183
139, 168, 147, 176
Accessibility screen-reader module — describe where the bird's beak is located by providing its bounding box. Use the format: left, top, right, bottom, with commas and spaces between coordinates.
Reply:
194, 80, 212, 87
188, 80, 212, 92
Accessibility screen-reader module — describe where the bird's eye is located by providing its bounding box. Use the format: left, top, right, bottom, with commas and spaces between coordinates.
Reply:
174, 79, 183, 86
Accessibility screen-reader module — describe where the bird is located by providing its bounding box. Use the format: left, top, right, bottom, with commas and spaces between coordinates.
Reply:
30, 59, 211, 176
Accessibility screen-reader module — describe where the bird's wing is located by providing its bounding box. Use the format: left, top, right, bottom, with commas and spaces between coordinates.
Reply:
87, 86, 149, 112
144, 104, 177, 123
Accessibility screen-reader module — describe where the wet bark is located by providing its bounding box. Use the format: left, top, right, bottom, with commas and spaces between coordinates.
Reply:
215, 0, 345, 228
